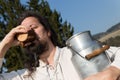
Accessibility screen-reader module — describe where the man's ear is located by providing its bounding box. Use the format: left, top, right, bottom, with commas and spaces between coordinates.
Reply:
47, 31, 51, 37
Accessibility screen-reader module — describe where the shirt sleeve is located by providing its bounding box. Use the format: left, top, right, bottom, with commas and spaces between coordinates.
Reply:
0, 58, 23, 80
106, 46, 120, 69
1, 71, 24, 80
111, 48, 120, 69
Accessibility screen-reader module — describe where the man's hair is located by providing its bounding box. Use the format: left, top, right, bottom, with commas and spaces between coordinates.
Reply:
17, 11, 58, 76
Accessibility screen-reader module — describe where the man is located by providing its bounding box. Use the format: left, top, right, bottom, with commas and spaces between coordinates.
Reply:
0, 11, 120, 80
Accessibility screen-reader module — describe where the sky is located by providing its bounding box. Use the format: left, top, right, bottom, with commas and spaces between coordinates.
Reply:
21, 0, 120, 35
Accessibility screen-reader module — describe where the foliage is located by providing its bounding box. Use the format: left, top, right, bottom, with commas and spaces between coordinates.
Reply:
0, 0, 74, 72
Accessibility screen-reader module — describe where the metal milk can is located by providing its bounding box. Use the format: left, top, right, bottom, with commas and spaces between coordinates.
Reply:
66, 31, 111, 79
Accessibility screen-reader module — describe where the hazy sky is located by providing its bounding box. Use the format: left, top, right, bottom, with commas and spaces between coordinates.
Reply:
21, 0, 120, 35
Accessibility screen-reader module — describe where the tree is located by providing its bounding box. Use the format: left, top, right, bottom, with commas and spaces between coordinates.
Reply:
0, 0, 74, 72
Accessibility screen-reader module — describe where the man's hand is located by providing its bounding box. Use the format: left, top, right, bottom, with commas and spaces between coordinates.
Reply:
84, 66, 120, 80
0, 25, 31, 58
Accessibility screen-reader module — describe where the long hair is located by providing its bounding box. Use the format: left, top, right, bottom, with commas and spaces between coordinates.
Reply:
17, 11, 58, 76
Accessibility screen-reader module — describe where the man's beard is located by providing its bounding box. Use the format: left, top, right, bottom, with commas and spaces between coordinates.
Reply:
23, 39, 49, 57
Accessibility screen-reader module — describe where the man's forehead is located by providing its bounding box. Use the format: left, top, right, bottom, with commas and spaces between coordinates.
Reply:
21, 18, 40, 27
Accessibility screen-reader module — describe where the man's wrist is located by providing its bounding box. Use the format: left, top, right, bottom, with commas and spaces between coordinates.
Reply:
109, 66, 120, 74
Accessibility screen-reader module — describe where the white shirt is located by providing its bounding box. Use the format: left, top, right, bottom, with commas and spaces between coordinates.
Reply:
0, 46, 120, 80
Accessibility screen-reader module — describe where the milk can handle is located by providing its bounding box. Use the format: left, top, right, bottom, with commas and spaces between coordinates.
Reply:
85, 45, 110, 60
